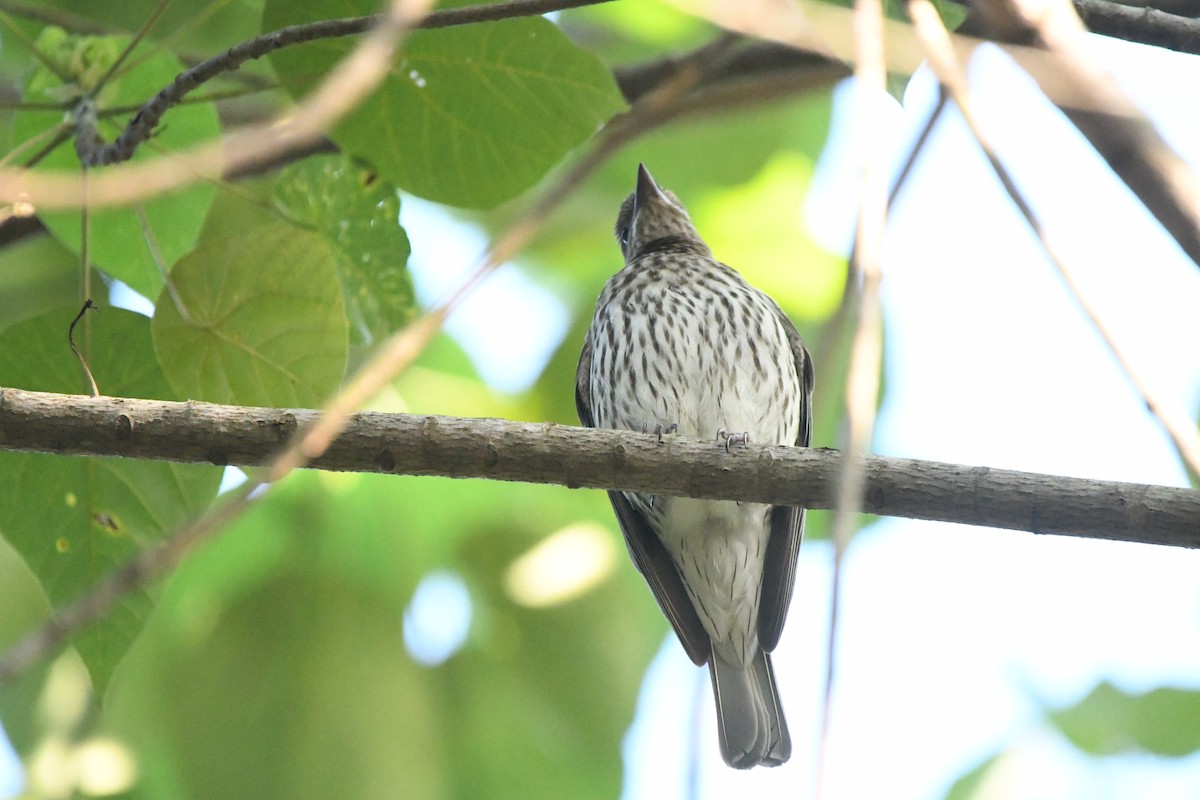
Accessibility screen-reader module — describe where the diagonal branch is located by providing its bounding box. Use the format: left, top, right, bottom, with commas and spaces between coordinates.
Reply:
973, 0, 1200, 270
818, 0, 890, 791
1, 387, 1197, 546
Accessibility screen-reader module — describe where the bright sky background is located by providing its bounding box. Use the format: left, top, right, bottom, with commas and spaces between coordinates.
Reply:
5, 20, 1200, 800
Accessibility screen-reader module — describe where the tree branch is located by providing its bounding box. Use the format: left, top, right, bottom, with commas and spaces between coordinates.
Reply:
946, 0, 1200, 56
1, 387, 1197, 547
1073, 0, 1200, 56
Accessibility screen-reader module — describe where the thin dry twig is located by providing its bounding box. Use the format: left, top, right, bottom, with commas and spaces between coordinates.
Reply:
908, 0, 1200, 479
87, 0, 172, 99
133, 204, 190, 324
66, 299, 99, 397
816, 0, 890, 792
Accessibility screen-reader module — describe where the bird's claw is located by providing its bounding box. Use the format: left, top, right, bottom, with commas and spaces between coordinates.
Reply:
716, 428, 751, 452
640, 422, 679, 442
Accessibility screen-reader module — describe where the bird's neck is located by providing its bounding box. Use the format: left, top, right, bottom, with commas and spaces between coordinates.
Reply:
633, 235, 711, 260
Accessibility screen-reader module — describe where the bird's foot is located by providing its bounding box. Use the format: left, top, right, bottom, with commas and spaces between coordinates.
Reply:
716, 428, 750, 452
643, 422, 679, 442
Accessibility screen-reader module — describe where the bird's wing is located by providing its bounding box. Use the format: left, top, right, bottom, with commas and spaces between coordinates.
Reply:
758, 308, 814, 652
576, 333, 711, 666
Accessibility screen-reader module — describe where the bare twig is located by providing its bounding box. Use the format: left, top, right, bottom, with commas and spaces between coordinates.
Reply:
612, 41, 848, 106
88, 0, 172, 98
1, 123, 72, 172
0, 100, 70, 111
66, 300, 99, 397
814, 89, 947, 435
909, 0, 1200, 480
134, 204, 190, 324
817, 0, 890, 792
98, 85, 278, 117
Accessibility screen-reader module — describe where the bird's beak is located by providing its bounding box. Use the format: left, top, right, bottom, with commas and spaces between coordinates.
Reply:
635, 163, 665, 212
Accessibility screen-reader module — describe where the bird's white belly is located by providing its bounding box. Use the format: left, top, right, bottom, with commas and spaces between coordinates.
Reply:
656, 497, 771, 665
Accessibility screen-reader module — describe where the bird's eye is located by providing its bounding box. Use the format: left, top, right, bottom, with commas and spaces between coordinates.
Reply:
619, 226, 630, 248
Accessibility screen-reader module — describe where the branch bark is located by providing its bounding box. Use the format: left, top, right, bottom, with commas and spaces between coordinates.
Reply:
1074, 0, 1200, 55
945, 0, 1200, 56
2, 387, 1197, 548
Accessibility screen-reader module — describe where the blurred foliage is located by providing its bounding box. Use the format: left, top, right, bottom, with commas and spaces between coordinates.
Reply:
1049, 681, 1200, 758
937, 681, 1200, 799
940, 751, 1008, 800
0, 0, 1023, 797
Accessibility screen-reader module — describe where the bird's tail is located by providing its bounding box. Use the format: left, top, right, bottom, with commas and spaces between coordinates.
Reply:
709, 647, 791, 768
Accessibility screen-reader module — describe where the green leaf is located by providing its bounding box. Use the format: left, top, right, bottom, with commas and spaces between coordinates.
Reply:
1051, 681, 1200, 757
263, 1, 626, 208
0, 235, 81, 333
0, 307, 222, 692
10, 29, 220, 299
273, 154, 414, 345
151, 221, 348, 407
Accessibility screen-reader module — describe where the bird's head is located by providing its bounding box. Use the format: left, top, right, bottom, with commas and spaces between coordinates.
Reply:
615, 164, 708, 262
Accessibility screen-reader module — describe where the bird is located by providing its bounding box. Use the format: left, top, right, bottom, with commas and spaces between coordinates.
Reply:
575, 164, 813, 769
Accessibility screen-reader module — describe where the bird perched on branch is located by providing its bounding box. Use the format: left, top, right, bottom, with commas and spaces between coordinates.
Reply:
576, 164, 813, 769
